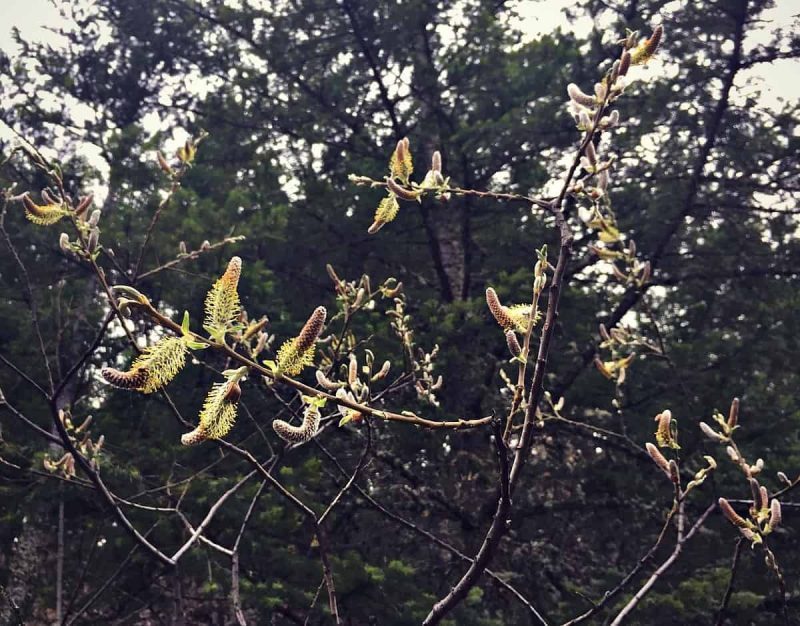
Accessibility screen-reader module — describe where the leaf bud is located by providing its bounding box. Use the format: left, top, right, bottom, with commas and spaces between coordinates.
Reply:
567, 83, 596, 108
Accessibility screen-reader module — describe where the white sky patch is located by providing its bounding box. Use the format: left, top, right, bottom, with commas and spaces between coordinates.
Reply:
1, 0, 797, 203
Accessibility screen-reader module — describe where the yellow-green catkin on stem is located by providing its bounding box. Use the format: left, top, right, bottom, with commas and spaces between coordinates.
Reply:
368, 194, 400, 234
486, 288, 534, 333
389, 137, 413, 183
21, 194, 69, 225
630, 25, 663, 65
275, 306, 327, 376
204, 256, 242, 340
654, 409, 679, 449
181, 373, 244, 445
102, 336, 187, 393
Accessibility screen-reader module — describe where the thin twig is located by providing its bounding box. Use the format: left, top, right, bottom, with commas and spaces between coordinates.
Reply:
608, 502, 716, 625
715, 538, 744, 626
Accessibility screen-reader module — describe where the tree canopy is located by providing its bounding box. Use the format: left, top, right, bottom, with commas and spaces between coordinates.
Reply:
0, 0, 799, 624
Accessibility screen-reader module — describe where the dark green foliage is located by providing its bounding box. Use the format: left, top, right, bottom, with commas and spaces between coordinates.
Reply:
0, 0, 799, 623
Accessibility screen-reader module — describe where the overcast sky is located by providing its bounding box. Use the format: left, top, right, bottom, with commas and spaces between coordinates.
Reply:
1, 0, 797, 140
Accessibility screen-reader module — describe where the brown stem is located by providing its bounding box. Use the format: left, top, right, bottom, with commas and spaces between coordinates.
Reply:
715, 538, 744, 626
609, 502, 715, 625
139, 301, 493, 430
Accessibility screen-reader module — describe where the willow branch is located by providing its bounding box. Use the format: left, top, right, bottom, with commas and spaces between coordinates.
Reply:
715, 538, 744, 626
137, 301, 493, 430
609, 502, 716, 625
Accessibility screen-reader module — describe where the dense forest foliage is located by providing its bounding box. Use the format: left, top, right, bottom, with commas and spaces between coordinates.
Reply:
0, 0, 799, 624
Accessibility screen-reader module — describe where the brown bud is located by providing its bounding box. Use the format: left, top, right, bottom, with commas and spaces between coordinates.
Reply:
567, 83, 596, 108
585, 141, 597, 166
486, 288, 513, 329
296, 306, 327, 353
749, 478, 761, 509
610, 60, 620, 83
769, 499, 782, 529
431, 150, 442, 173
75, 193, 93, 217
728, 397, 739, 430
618, 50, 631, 76
648, 25, 663, 53
348, 354, 358, 387
646, 442, 671, 477
87, 228, 99, 253
718, 498, 748, 529
251, 331, 267, 356
386, 176, 421, 201
243, 318, 268, 341
326, 263, 342, 286
102, 367, 149, 390
157, 151, 174, 175
505, 330, 521, 358
223, 381, 242, 404
594, 356, 612, 379
668, 460, 680, 485
372, 360, 391, 381
759, 485, 770, 512
396, 138, 408, 163
316, 370, 341, 390
639, 261, 651, 284
181, 426, 209, 446
700, 421, 725, 442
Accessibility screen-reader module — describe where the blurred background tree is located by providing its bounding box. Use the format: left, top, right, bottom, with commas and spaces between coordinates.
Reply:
0, 0, 798, 623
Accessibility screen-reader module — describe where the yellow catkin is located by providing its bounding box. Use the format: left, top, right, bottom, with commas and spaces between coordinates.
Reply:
506, 304, 539, 333
276, 307, 327, 376
102, 336, 187, 393
132, 336, 188, 393
182, 380, 241, 444
631, 25, 663, 65
389, 137, 413, 182
204, 257, 242, 336
654, 410, 677, 448
22, 196, 68, 226
368, 194, 400, 234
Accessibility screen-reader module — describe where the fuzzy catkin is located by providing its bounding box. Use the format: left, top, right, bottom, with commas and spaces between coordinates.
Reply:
273, 406, 321, 444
